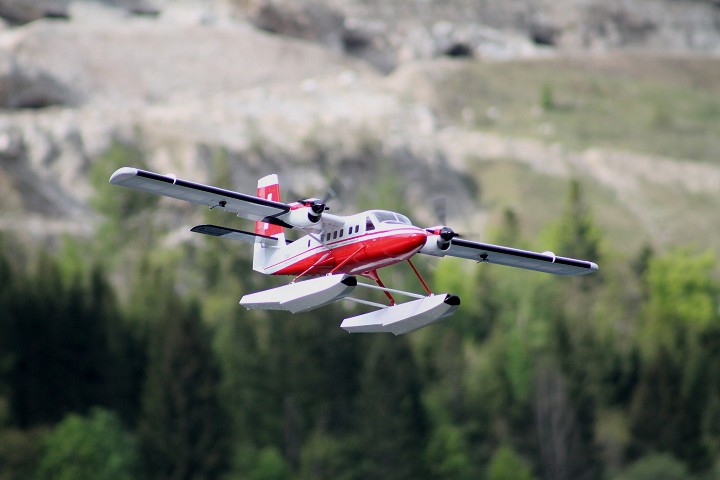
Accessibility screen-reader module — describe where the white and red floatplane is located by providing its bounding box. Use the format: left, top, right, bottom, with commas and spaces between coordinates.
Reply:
110, 168, 598, 335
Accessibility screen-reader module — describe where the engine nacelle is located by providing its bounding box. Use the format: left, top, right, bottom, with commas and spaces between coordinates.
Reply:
419, 235, 449, 257
283, 206, 322, 228
421, 226, 455, 256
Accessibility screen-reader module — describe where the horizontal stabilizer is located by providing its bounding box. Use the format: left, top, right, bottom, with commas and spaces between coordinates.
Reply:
240, 274, 357, 313
341, 294, 460, 335
191, 224, 290, 246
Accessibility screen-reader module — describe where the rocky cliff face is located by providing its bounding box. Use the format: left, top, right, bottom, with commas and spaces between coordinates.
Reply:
0, 0, 719, 248
228, 0, 720, 70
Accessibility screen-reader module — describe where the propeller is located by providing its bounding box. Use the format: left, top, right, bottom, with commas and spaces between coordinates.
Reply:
439, 226, 457, 241
295, 178, 341, 223
424, 197, 460, 250
310, 199, 325, 214
434, 197, 447, 226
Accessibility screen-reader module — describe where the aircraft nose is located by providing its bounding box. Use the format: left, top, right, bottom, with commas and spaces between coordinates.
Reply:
395, 231, 429, 255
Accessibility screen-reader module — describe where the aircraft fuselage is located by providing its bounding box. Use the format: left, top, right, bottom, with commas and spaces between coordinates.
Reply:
260, 210, 428, 277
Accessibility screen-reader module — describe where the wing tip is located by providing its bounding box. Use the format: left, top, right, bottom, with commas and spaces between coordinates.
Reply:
109, 166, 139, 185
190, 224, 223, 236
572, 261, 599, 276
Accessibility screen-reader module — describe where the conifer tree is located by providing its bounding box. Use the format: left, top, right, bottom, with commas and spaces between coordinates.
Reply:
354, 336, 428, 480
1, 252, 129, 427
548, 179, 601, 265
138, 298, 229, 480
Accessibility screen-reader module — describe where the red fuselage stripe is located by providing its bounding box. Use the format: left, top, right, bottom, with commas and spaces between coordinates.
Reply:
268, 228, 428, 276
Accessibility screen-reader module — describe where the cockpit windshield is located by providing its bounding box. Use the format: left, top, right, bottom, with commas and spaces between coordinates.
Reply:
372, 211, 412, 225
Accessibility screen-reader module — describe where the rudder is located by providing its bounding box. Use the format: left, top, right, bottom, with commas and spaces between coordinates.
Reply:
255, 174, 284, 237
253, 174, 284, 273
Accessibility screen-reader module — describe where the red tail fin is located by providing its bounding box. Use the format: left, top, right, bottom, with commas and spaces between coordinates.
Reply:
255, 174, 284, 237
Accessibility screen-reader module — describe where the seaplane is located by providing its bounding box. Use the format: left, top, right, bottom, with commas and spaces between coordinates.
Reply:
109, 167, 598, 335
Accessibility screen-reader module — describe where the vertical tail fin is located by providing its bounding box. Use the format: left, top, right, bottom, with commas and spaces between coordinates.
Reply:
255, 174, 284, 237
254, 174, 284, 273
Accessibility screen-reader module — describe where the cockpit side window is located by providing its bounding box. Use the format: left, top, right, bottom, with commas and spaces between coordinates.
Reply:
375, 212, 396, 223
365, 217, 375, 231
373, 211, 412, 225
396, 214, 411, 225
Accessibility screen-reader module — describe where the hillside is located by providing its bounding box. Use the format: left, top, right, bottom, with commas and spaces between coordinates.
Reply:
0, 0, 718, 258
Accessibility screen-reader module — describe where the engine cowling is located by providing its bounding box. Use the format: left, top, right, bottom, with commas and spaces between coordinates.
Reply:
437, 226, 455, 250
282, 199, 326, 227
420, 226, 457, 256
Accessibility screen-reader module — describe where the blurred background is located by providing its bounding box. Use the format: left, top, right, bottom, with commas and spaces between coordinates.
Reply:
1, 0, 719, 479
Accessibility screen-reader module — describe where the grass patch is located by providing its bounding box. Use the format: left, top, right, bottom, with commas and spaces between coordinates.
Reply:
414, 55, 720, 164
469, 161, 650, 257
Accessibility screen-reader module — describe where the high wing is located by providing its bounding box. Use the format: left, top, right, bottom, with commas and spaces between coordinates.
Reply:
109, 167, 290, 224
191, 224, 292, 246
429, 238, 598, 276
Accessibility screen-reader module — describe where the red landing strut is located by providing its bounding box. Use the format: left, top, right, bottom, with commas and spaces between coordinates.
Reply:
407, 258, 432, 295
364, 259, 434, 307
364, 270, 396, 305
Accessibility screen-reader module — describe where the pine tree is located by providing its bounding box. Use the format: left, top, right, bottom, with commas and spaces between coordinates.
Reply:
2, 252, 128, 426
138, 298, 229, 480
353, 335, 428, 480
548, 179, 601, 264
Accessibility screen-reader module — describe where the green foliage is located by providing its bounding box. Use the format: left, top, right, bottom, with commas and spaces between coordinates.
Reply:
138, 298, 229, 480
3, 167, 720, 480
90, 141, 156, 220
491, 207, 523, 248
354, 335, 428, 479
629, 348, 708, 471
545, 179, 602, 264
486, 444, 535, 480
249, 447, 289, 480
504, 327, 535, 406
0, 249, 139, 427
90, 142, 160, 255
36, 408, 137, 480
298, 431, 359, 480
701, 393, 720, 457
614, 453, 692, 480
540, 82, 555, 111
646, 248, 717, 326
639, 248, 718, 364
426, 424, 473, 480
433, 258, 498, 338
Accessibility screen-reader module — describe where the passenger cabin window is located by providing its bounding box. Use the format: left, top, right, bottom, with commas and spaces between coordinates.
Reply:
355, 225, 360, 233
365, 217, 375, 231
333, 231, 338, 239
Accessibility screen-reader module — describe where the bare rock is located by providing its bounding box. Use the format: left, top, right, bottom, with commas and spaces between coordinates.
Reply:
0, 0, 70, 25
0, 63, 80, 109
245, 0, 345, 48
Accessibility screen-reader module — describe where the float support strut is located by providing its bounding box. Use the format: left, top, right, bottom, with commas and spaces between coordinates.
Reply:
407, 258, 432, 295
